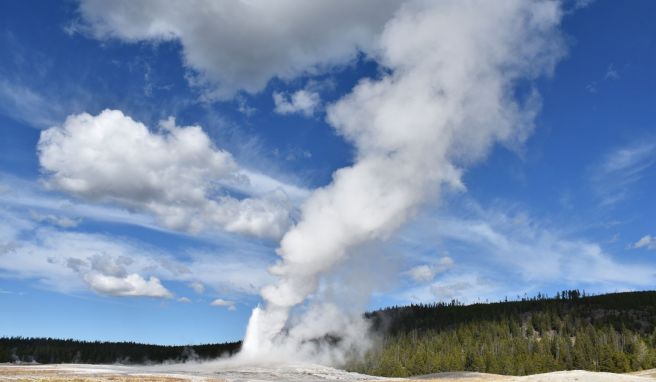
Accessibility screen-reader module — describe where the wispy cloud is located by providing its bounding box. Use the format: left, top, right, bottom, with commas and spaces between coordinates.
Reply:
29, 210, 80, 228
400, 272, 501, 305
0, 288, 25, 296
632, 235, 656, 250
592, 140, 656, 206
0, 203, 276, 299
0, 174, 165, 233
0, 79, 62, 128
1, 161, 310, 238
392, 199, 656, 304
585, 62, 620, 94
604, 63, 620, 80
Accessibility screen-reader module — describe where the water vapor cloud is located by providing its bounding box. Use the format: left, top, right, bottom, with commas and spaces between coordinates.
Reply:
242, 0, 565, 363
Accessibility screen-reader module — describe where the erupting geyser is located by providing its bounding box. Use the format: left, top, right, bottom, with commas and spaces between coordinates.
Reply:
240, 306, 287, 360
241, 0, 565, 363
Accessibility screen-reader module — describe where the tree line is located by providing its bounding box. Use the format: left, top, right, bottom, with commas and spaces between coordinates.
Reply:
346, 290, 656, 376
0, 337, 240, 364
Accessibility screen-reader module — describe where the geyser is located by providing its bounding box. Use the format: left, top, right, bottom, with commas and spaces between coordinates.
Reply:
241, 0, 565, 364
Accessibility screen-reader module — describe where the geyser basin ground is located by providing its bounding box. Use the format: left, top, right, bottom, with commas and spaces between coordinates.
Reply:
1, 364, 655, 382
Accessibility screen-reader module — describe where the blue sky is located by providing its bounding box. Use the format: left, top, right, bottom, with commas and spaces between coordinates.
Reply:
0, 0, 655, 346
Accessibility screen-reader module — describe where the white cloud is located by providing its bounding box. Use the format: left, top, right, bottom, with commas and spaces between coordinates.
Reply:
273, 90, 321, 117
404, 202, 656, 289
593, 140, 656, 205
177, 296, 192, 303
601, 141, 655, 173
272, 147, 313, 163
408, 265, 432, 283
83, 272, 172, 298
236, 96, 257, 116
0, 243, 18, 255
408, 256, 453, 283
232, 170, 310, 204
37, 109, 293, 238
0, 207, 276, 298
391, 201, 656, 306
399, 271, 502, 305
30, 210, 80, 228
604, 63, 619, 80
185, 252, 274, 296
572, 0, 596, 10
4, 230, 174, 298
1, 170, 307, 239
0, 79, 61, 128
1, 172, 165, 233
189, 281, 205, 294
77, 0, 401, 100
211, 298, 236, 311
429, 273, 496, 304
633, 235, 656, 250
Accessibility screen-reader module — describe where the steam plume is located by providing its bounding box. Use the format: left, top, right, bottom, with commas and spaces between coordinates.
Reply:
241, 0, 565, 363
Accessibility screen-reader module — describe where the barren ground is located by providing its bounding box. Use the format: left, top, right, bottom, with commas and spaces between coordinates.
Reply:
1, 364, 655, 382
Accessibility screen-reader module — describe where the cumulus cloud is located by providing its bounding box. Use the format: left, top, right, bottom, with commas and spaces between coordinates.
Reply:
244, 0, 566, 361
633, 235, 656, 250
211, 298, 236, 311
273, 90, 321, 117
83, 272, 172, 298
408, 256, 453, 283
38, 109, 292, 238
2, 166, 308, 235
76, 0, 401, 99
63, 253, 172, 298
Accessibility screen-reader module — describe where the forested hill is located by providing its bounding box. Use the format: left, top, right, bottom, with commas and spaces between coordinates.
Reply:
0, 337, 240, 364
348, 290, 656, 377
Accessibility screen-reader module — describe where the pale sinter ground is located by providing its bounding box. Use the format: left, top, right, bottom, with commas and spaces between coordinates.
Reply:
1, 363, 655, 382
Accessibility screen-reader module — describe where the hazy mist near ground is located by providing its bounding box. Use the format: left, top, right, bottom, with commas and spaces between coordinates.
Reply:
1, 364, 655, 382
